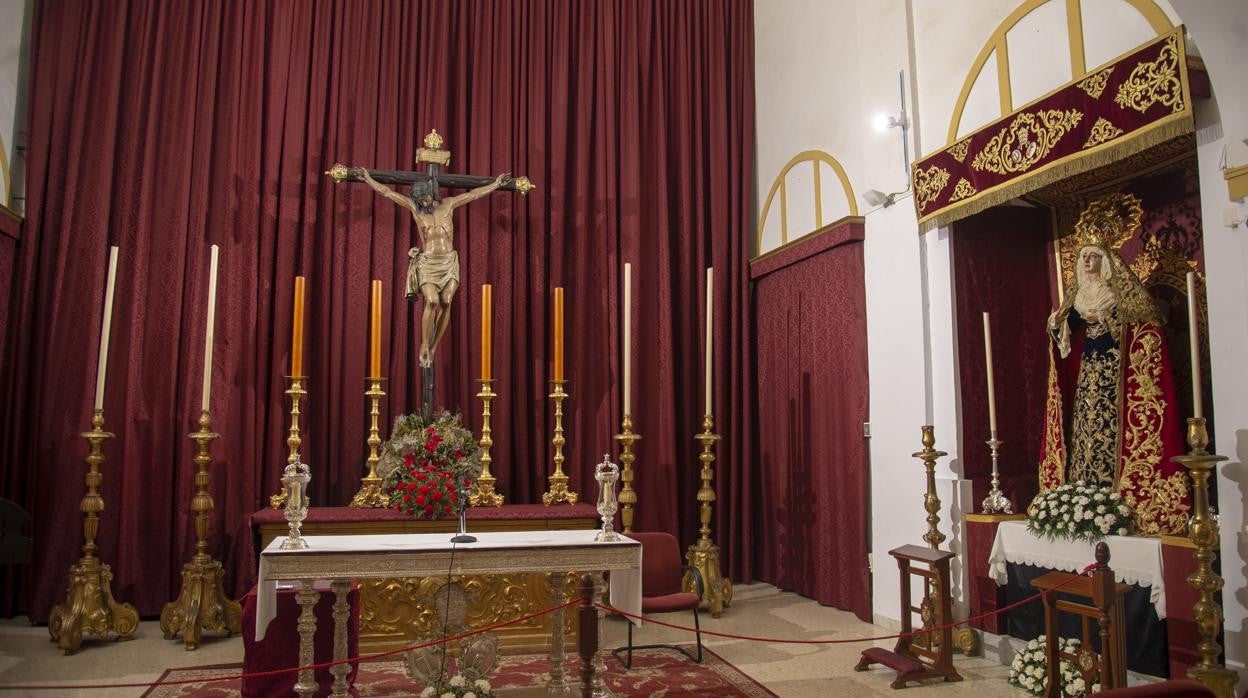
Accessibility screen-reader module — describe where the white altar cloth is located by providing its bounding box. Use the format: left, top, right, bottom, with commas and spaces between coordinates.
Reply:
257, 529, 642, 640
988, 520, 1166, 618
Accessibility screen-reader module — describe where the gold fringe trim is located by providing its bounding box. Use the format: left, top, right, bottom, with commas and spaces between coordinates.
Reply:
917, 113, 1192, 233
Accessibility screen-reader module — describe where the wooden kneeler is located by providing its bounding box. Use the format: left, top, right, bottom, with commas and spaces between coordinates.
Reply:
855, 544, 963, 688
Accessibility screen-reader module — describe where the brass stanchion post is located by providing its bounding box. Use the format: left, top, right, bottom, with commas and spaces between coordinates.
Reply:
614, 414, 640, 532
350, 378, 387, 507
542, 380, 579, 505
684, 414, 732, 617
470, 378, 504, 506
48, 410, 138, 653
160, 410, 243, 649
1173, 417, 1238, 698
270, 375, 307, 508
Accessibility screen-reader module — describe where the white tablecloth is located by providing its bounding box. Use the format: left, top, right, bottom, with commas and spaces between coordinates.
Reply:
256, 529, 642, 640
987, 520, 1166, 618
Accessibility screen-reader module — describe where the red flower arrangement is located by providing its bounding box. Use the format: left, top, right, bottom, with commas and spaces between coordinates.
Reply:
377, 411, 482, 520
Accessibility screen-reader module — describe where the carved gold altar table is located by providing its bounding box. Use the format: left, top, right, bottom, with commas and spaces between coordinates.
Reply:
257, 529, 641, 698
250, 504, 599, 652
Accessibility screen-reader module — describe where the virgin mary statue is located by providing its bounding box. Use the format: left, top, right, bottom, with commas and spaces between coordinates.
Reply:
1037, 198, 1191, 536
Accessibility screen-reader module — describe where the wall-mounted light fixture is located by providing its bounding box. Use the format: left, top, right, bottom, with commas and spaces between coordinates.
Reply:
862, 189, 895, 207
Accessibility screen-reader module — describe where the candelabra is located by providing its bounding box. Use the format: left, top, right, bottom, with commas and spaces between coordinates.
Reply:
48, 409, 138, 654
542, 380, 579, 505
350, 378, 387, 507
270, 376, 307, 508
684, 414, 732, 617
614, 414, 641, 532
980, 431, 1012, 514
470, 379, 504, 507
1173, 417, 1238, 698
160, 410, 243, 649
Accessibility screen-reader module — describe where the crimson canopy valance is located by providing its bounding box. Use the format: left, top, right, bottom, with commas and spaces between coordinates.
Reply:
912, 28, 1194, 232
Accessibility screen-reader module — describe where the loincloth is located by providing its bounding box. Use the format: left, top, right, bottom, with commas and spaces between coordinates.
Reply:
406, 250, 460, 300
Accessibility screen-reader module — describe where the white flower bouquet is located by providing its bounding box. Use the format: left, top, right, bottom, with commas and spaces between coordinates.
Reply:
1026, 481, 1133, 542
1008, 635, 1101, 696
418, 674, 494, 698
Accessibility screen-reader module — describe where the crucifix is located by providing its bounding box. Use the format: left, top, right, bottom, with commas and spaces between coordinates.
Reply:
327, 129, 534, 420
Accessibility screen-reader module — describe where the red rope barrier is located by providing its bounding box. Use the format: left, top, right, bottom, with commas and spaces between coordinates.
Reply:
0, 562, 1099, 692
0, 598, 581, 692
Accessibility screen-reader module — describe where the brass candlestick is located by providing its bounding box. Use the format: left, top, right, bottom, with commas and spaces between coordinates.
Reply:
48, 409, 138, 654
684, 413, 732, 617
914, 425, 947, 550
350, 378, 387, 507
542, 380, 579, 505
614, 414, 641, 532
1173, 417, 1238, 698
160, 410, 243, 649
270, 375, 307, 508
470, 378, 504, 507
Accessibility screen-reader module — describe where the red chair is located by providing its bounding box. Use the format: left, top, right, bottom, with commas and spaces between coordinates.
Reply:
611, 532, 704, 669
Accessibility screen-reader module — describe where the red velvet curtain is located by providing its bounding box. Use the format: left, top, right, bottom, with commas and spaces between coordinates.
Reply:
951, 206, 1053, 510
1, 0, 755, 621
750, 224, 870, 621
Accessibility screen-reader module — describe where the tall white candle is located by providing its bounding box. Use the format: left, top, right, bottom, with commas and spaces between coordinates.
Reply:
983, 312, 997, 433
93, 246, 120, 410
704, 267, 713, 416
1186, 271, 1202, 419
623, 262, 632, 415
201, 244, 220, 412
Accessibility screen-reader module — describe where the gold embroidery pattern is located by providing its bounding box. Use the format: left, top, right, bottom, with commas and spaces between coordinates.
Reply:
1067, 342, 1121, 486
972, 109, 1084, 175
1084, 117, 1124, 148
914, 164, 952, 213
1116, 326, 1189, 534
948, 139, 970, 163
949, 178, 976, 202
1114, 34, 1182, 114
1077, 67, 1114, 99
1038, 343, 1067, 491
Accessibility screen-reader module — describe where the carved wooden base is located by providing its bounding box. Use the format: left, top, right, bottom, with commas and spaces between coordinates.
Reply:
349, 476, 387, 508
684, 541, 733, 618
48, 557, 138, 654
160, 558, 243, 650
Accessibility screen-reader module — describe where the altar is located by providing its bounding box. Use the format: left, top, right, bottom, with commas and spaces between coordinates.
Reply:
250, 504, 600, 652
258, 529, 642, 697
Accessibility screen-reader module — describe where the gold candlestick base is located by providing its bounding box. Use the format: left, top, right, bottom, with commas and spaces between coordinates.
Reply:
350, 379, 388, 508
270, 376, 308, 508
543, 380, 579, 505
615, 415, 641, 533
48, 410, 139, 654
471, 379, 505, 507
684, 414, 732, 617
161, 411, 242, 649
1173, 417, 1238, 698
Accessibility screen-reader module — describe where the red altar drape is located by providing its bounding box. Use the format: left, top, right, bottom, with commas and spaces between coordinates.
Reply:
0, 0, 755, 620
750, 223, 870, 622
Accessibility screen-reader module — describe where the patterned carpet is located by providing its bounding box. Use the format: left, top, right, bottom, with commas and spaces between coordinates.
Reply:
142, 646, 777, 697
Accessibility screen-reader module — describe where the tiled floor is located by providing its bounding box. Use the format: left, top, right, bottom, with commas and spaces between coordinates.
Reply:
0, 582, 1039, 696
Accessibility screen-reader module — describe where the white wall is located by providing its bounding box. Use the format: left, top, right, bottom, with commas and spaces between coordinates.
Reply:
755, 0, 1248, 682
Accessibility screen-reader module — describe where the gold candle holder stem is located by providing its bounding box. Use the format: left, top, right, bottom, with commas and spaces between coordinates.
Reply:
350, 378, 387, 508
48, 409, 138, 653
614, 414, 641, 533
685, 413, 732, 617
470, 379, 505, 507
542, 380, 579, 505
1173, 417, 1238, 698
160, 410, 242, 649
270, 376, 307, 508
914, 425, 947, 550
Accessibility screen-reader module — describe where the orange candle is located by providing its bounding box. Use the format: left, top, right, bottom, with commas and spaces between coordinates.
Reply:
291, 276, 306, 376
553, 287, 565, 381
369, 279, 382, 379
481, 284, 493, 380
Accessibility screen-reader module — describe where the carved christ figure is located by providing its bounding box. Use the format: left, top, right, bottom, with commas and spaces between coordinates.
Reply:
359, 169, 511, 367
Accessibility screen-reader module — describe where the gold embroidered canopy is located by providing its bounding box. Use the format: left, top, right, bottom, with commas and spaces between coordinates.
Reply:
912, 28, 1194, 232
